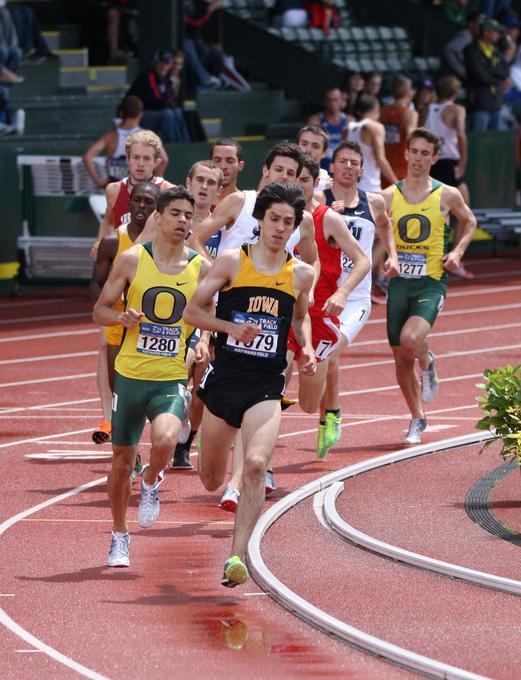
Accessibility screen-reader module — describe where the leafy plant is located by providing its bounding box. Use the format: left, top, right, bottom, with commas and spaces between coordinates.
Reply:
476, 364, 521, 464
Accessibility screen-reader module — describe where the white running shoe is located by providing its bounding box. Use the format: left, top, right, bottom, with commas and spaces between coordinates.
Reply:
219, 485, 240, 513
107, 532, 130, 567
420, 351, 439, 404
403, 418, 427, 445
138, 467, 164, 528
178, 390, 192, 445
265, 469, 276, 496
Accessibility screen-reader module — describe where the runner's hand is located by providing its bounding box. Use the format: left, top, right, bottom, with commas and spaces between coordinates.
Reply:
227, 322, 261, 343
194, 339, 210, 364
331, 200, 345, 213
383, 256, 399, 278
118, 308, 144, 328
322, 289, 347, 316
91, 240, 100, 259
442, 250, 461, 272
299, 346, 316, 376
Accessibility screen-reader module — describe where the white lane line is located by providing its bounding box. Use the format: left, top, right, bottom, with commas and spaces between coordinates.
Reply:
448, 283, 521, 298
0, 594, 15, 597
0, 312, 91, 326
0, 351, 97, 366
0, 476, 109, 680
352, 321, 521, 348
0, 416, 99, 420
0, 373, 95, 389
0, 329, 98, 345
0, 428, 94, 450
16, 649, 45, 653
366, 301, 521, 325
0, 398, 98, 416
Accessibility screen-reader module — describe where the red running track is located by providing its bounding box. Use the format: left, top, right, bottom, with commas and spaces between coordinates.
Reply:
0, 255, 520, 679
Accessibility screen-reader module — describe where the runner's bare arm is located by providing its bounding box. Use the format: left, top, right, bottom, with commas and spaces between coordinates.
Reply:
298, 212, 320, 304
83, 132, 111, 188
322, 210, 370, 315
187, 192, 244, 260
89, 235, 118, 300
157, 147, 169, 176
370, 122, 398, 185
183, 250, 260, 342
291, 261, 316, 375
442, 186, 476, 271
93, 248, 139, 327
370, 193, 399, 277
94, 181, 120, 247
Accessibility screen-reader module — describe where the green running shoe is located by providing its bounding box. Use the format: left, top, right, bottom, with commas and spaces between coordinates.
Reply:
221, 555, 249, 588
317, 422, 329, 459
323, 411, 342, 450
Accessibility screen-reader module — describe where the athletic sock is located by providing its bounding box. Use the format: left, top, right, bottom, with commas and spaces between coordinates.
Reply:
319, 420, 325, 426
325, 409, 341, 417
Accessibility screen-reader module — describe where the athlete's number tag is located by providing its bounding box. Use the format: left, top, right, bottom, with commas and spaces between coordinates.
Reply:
398, 252, 427, 279
341, 252, 354, 274
226, 311, 280, 359
137, 322, 181, 357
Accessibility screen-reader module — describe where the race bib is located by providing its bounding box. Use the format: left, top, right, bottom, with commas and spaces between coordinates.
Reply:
137, 322, 181, 357
341, 252, 353, 274
398, 252, 427, 279
226, 311, 280, 359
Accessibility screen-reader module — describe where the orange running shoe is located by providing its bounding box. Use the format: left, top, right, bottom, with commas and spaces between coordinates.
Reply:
92, 419, 111, 444
281, 396, 297, 411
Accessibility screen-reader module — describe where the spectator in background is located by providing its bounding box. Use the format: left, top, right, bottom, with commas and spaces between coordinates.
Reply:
464, 18, 510, 130
0, 2, 23, 83
308, 86, 349, 170
127, 50, 191, 143
441, 0, 471, 26
344, 71, 365, 117
305, 0, 341, 34
380, 75, 418, 187
364, 71, 383, 101
414, 78, 435, 126
7, 2, 54, 62
83, 95, 169, 188
81, 0, 138, 65
441, 11, 484, 80
425, 75, 474, 278
271, 0, 308, 27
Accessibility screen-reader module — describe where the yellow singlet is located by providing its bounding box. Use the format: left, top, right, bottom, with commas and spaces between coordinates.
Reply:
391, 180, 451, 282
104, 225, 135, 346
115, 243, 201, 381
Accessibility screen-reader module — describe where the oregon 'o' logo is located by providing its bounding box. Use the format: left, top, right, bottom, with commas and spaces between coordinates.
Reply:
397, 214, 431, 243
141, 286, 186, 324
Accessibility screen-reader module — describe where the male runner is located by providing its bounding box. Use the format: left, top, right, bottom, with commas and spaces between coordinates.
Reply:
287, 154, 369, 416
94, 129, 174, 245
170, 160, 223, 470
382, 128, 476, 445
319, 140, 398, 457
90, 181, 160, 445
296, 124, 331, 191
210, 137, 245, 202
308, 87, 349, 170
183, 182, 316, 587
82, 95, 168, 188
93, 186, 211, 567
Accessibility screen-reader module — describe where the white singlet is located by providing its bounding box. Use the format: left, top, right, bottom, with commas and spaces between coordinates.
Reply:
424, 101, 460, 160
347, 120, 381, 193
317, 168, 330, 191
218, 189, 258, 253
107, 126, 141, 180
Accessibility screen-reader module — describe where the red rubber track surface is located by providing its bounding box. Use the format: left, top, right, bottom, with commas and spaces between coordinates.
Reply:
0, 255, 520, 679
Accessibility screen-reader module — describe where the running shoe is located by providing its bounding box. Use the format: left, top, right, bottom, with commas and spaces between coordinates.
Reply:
107, 532, 130, 567
403, 417, 427, 445
92, 419, 111, 444
221, 555, 249, 587
220, 485, 240, 512
178, 391, 192, 445
323, 411, 342, 450
265, 469, 276, 496
316, 422, 329, 459
420, 351, 439, 404
171, 445, 193, 470
281, 396, 297, 411
137, 467, 164, 528
131, 453, 144, 482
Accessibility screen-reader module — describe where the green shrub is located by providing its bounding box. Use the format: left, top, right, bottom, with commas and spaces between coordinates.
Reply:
476, 364, 521, 464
